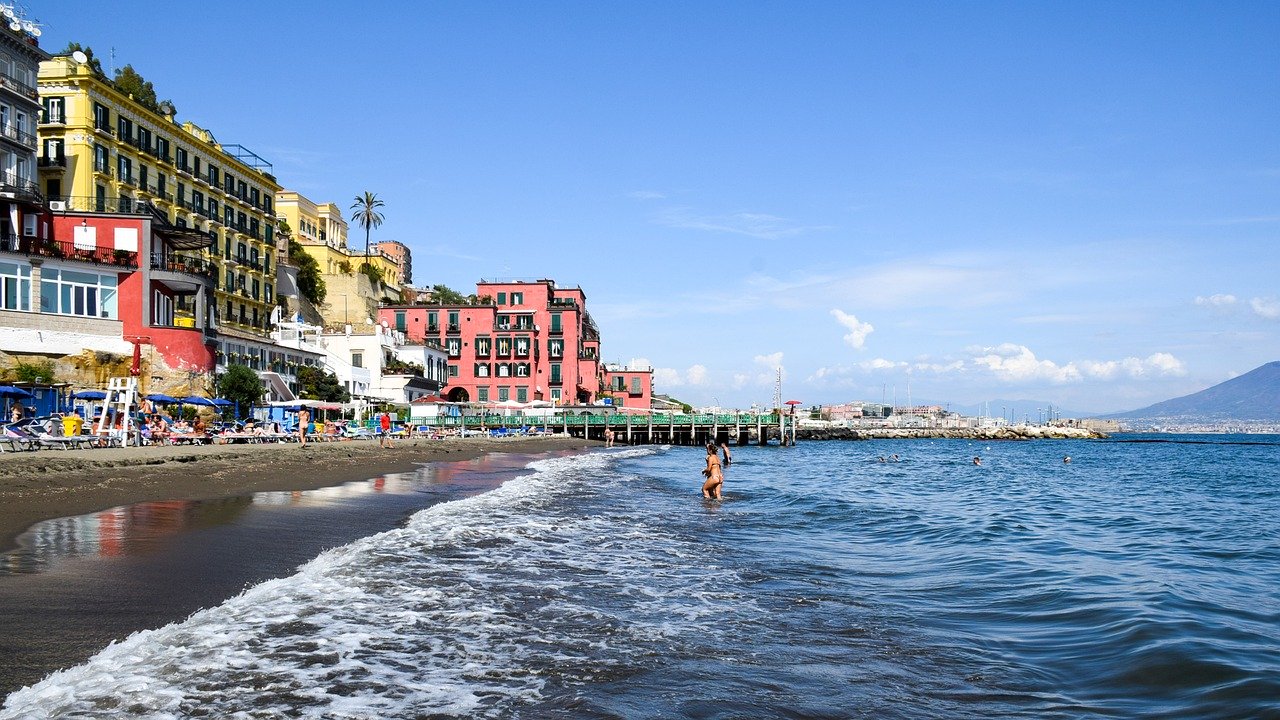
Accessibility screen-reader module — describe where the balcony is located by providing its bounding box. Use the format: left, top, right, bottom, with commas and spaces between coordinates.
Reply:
40, 112, 66, 125
45, 195, 154, 215
0, 234, 138, 268
38, 156, 67, 169
0, 71, 37, 101
447, 323, 460, 333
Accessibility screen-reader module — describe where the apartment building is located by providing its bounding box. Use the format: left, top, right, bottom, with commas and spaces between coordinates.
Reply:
36, 53, 282, 342
0, 22, 48, 249
380, 279, 604, 406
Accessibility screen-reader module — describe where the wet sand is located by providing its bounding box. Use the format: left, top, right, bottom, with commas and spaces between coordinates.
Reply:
0, 435, 598, 700
0, 435, 596, 554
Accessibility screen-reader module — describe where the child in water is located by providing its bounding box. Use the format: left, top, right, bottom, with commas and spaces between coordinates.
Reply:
702, 443, 723, 499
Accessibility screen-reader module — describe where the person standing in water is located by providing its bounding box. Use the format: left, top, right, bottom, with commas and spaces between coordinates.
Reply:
702, 443, 723, 499
297, 408, 310, 447
719, 440, 732, 466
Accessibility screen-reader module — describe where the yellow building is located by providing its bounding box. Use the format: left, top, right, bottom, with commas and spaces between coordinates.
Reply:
36, 54, 282, 337
276, 188, 402, 294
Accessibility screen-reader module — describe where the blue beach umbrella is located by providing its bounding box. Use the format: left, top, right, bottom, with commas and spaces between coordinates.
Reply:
210, 398, 234, 407
144, 393, 180, 404
73, 390, 108, 400
181, 396, 218, 407
0, 386, 34, 399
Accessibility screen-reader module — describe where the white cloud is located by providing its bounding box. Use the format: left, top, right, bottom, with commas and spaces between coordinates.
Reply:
1250, 297, 1280, 319
627, 190, 666, 200
651, 363, 709, 388
862, 358, 906, 371
754, 352, 784, 368
968, 344, 1185, 384
655, 208, 831, 240
831, 309, 874, 349
1195, 294, 1238, 307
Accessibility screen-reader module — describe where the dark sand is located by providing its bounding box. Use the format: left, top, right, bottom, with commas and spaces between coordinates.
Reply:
0, 434, 598, 700
0, 435, 596, 554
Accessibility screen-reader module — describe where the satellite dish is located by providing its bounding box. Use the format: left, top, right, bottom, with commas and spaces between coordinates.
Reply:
1, 7, 13, 19
158, 101, 173, 115
29, 26, 38, 37
8, 21, 20, 32
71, 50, 87, 64
381, 320, 390, 329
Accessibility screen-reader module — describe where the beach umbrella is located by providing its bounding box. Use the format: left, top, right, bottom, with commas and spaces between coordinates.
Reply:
181, 396, 218, 407
210, 398, 234, 407
0, 385, 34, 399
145, 393, 180, 404
73, 390, 108, 400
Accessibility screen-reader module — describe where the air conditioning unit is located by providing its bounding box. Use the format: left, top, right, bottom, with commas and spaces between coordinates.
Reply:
48, 201, 65, 211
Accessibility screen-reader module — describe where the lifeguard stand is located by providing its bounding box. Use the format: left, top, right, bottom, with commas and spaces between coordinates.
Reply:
97, 377, 138, 446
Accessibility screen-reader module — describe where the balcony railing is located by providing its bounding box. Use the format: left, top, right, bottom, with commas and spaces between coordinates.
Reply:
40, 111, 66, 125
1, 124, 36, 146
38, 156, 67, 168
0, 234, 139, 268
151, 254, 217, 279
45, 195, 154, 215
0, 71, 37, 101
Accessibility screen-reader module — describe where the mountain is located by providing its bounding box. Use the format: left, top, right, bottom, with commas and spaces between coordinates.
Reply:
1105, 361, 1280, 422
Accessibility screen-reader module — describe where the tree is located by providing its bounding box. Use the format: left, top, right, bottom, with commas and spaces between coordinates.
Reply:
430, 284, 468, 305
296, 366, 350, 403
284, 220, 325, 307
350, 192, 384, 265
59, 42, 106, 79
217, 365, 264, 419
112, 64, 176, 116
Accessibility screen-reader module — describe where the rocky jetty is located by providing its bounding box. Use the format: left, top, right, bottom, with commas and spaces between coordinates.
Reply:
796, 426, 1106, 441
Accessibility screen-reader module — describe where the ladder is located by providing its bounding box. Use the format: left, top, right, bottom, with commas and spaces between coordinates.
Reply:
97, 377, 138, 446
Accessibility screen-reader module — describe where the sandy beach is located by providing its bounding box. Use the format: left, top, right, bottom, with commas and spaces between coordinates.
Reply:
0, 434, 597, 555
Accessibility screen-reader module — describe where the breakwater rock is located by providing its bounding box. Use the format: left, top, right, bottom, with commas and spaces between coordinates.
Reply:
796, 426, 1106, 441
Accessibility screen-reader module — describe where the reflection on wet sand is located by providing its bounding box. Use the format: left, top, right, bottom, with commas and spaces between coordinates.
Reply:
3, 452, 544, 576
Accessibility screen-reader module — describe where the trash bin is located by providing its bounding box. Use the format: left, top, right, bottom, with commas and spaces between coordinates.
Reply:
62, 414, 84, 437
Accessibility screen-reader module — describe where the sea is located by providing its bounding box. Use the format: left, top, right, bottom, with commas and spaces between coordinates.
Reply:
2, 435, 1279, 719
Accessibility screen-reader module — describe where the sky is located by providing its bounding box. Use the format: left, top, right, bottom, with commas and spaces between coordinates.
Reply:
37, 1, 1280, 413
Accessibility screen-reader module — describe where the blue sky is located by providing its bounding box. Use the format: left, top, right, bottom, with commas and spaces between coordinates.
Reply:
42, 1, 1279, 413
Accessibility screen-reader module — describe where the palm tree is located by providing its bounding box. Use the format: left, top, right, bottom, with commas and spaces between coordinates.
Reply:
350, 191, 385, 267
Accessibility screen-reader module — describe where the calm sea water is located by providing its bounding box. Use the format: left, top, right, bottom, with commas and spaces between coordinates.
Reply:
3, 435, 1279, 719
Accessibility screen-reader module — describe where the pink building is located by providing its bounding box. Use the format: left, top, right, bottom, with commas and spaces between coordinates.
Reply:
381, 279, 617, 407
601, 363, 654, 411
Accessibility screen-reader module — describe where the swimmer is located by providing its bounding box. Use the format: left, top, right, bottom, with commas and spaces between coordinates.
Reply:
878, 456, 886, 463
719, 441, 733, 466
892, 454, 900, 462
702, 443, 723, 499
973, 456, 982, 466
1063, 455, 1071, 464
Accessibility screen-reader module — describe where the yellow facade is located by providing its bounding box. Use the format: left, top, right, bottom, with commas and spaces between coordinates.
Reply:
36, 55, 282, 336
276, 188, 401, 293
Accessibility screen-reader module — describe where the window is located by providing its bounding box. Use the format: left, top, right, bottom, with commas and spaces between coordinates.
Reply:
93, 102, 110, 131
613, 377, 625, 392
116, 155, 131, 184
516, 363, 530, 377
515, 337, 530, 357
152, 289, 174, 326
498, 386, 509, 402
496, 292, 506, 304
496, 314, 511, 330
226, 269, 234, 289
395, 310, 406, 332
549, 339, 563, 358
352, 352, 363, 368
497, 363, 511, 377
0, 261, 31, 311
176, 147, 188, 171
510, 292, 523, 305
207, 164, 219, 186
517, 386, 528, 403
447, 311, 459, 330
447, 338, 461, 357
39, 268, 118, 319
550, 363, 562, 384
427, 311, 438, 331
474, 337, 491, 357
496, 337, 511, 357
94, 144, 109, 173
551, 388, 561, 403
42, 97, 65, 124
448, 365, 458, 378
208, 199, 218, 220
632, 377, 642, 394
550, 312, 562, 332
477, 386, 489, 403
475, 363, 490, 377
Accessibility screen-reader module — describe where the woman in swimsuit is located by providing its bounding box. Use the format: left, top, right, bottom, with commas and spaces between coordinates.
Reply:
702, 443, 723, 499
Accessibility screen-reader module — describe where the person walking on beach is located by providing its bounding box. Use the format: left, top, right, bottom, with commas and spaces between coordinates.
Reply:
604, 427, 614, 447
380, 411, 394, 448
719, 440, 733, 466
297, 408, 310, 447
702, 443, 723, 500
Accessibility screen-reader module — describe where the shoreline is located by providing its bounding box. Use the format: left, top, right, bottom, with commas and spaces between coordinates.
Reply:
0, 435, 598, 555
796, 426, 1106, 441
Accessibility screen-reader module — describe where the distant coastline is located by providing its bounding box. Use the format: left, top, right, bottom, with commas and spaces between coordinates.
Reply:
797, 426, 1105, 441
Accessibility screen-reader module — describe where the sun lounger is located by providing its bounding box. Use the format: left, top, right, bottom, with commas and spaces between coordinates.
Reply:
169, 432, 211, 446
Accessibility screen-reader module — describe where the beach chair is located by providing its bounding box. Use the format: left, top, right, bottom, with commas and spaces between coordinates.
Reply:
0, 423, 37, 451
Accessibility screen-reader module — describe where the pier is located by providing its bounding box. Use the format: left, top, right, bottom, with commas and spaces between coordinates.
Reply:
419, 412, 799, 446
